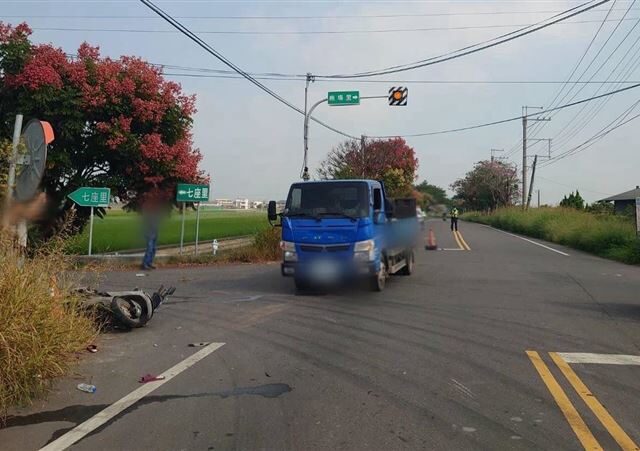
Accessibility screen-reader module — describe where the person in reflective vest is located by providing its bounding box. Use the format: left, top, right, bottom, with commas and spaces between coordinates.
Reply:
450, 207, 459, 231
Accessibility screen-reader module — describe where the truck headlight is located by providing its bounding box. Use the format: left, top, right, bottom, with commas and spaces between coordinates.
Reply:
354, 239, 375, 262
280, 241, 297, 261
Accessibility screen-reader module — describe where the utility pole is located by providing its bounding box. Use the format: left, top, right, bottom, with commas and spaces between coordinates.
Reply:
521, 106, 548, 208
490, 148, 504, 162
526, 155, 538, 210
360, 135, 366, 178
537, 189, 541, 208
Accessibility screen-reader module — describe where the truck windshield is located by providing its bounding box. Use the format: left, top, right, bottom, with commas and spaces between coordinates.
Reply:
285, 182, 370, 219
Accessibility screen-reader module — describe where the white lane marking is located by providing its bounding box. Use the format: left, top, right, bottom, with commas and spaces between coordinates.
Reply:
557, 353, 640, 365
483, 226, 569, 256
439, 248, 465, 251
40, 342, 225, 451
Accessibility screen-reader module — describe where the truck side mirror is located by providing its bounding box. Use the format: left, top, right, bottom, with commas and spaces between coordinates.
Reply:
267, 201, 277, 221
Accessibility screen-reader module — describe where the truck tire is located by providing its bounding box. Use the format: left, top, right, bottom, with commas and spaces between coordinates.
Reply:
370, 261, 387, 292
294, 278, 312, 292
398, 251, 414, 276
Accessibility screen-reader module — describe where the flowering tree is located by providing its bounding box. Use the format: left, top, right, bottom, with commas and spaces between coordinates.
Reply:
451, 160, 519, 211
317, 137, 419, 197
0, 22, 204, 236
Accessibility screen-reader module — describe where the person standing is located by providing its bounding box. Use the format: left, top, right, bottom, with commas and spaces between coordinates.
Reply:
450, 207, 459, 232
141, 199, 161, 270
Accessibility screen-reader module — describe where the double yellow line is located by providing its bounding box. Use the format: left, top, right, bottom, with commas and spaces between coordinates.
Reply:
527, 351, 639, 450
453, 230, 471, 251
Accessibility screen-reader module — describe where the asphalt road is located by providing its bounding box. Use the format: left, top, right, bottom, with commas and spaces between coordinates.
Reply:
2, 219, 639, 450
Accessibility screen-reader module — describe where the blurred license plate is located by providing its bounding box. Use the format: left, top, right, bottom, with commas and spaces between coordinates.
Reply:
312, 260, 339, 280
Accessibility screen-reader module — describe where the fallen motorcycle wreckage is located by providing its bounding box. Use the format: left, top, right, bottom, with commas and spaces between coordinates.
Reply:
76, 285, 176, 330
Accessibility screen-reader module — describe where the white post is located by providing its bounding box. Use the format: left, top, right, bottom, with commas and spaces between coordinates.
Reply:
180, 202, 185, 255
88, 206, 94, 256
195, 202, 201, 256
3, 114, 23, 228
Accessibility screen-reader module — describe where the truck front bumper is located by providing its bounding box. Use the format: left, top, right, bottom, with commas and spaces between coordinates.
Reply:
281, 261, 377, 279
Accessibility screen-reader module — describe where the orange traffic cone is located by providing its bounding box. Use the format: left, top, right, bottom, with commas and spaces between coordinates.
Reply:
425, 227, 438, 250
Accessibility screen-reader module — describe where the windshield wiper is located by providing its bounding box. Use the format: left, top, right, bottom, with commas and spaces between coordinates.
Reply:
316, 211, 358, 222
284, 212, 319, 220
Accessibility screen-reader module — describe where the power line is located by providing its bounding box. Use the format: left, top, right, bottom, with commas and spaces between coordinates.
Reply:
541, 98, 640, 166
366, 81, 640, 138
536, 175, 613, 196
137, 0, 357, 142
25, 17, 640, 35
505, 0, 635, 159
161, 72, 640, 84
507, 0, 621, 156
3, 8, 632, 20
315, 0, 613, 78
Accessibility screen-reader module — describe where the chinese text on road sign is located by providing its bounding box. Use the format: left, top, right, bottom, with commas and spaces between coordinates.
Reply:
177, 183, 210, 202
68, 187, 110, 207
328, 91, 360, 106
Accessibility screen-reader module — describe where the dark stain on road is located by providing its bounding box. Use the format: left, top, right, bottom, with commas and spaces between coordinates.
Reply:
2, 383, 292, 446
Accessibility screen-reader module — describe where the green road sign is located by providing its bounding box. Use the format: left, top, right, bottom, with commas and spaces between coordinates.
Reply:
68, 187, 110, 207
177, 183, 210, 202
328, 91, 360, 106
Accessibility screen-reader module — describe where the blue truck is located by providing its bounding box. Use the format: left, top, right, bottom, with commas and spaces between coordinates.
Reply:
267, 179, 419, 291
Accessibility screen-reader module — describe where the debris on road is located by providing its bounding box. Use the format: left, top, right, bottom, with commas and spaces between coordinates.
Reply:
77, 285, 176, 330
77, 383, 96, 393
86, 345, 98, 353
139, 374, 166, 383
188, 342, 210, 347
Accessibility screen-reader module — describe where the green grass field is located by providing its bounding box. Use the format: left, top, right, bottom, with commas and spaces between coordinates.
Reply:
66, 208, 270, 254
464, 207, 640, 264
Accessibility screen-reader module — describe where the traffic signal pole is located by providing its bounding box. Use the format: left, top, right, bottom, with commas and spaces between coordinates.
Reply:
302, 94, 386, 181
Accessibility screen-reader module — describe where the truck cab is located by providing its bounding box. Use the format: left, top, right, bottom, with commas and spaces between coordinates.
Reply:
268, 179, 417, 291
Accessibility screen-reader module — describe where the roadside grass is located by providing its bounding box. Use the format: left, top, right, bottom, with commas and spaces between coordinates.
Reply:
166, 227, 281, 266
0, 236, 97, 419
65, 209, 269, 254
464, 207, 640, 264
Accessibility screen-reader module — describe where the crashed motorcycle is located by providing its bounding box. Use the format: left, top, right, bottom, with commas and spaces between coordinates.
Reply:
77, 285, 175, 329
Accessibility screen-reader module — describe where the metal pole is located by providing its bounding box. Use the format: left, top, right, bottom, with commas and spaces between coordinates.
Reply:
303, 97, 328, 181
360, 135, 366, 178
180, 202, 185, 255
195, 202, 200, 256
3, 114, 23, 226
302, 73, 314, 181
537, 190, 541, 208
88, 206, 94, 256
522, 114, 527, 209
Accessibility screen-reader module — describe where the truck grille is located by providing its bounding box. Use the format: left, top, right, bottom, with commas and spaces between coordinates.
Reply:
300, 244, 350, 253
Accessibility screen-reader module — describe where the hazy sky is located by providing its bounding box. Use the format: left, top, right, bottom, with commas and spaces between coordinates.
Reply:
2, 0, 638, 204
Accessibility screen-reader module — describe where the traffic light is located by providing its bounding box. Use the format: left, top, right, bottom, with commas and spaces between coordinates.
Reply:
388, 87, 408, 106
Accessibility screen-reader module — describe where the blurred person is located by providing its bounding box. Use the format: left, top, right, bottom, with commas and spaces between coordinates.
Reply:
141, 198, 162, 270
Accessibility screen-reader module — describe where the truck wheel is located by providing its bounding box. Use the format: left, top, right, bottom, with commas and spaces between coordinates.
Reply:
294, 278, 311, 292
398, 251, 414, 276
370, 261, 387, 292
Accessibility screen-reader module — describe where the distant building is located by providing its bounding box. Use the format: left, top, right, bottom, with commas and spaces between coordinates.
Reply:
276, 200, 286, 212
212, 198, 234, 208
598, 186, 640, 215
251, 201, 264, 209
234, 198, 249, 209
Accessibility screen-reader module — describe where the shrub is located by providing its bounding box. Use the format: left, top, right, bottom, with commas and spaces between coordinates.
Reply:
464, 207, 639, 265
0, 236, 96, 419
